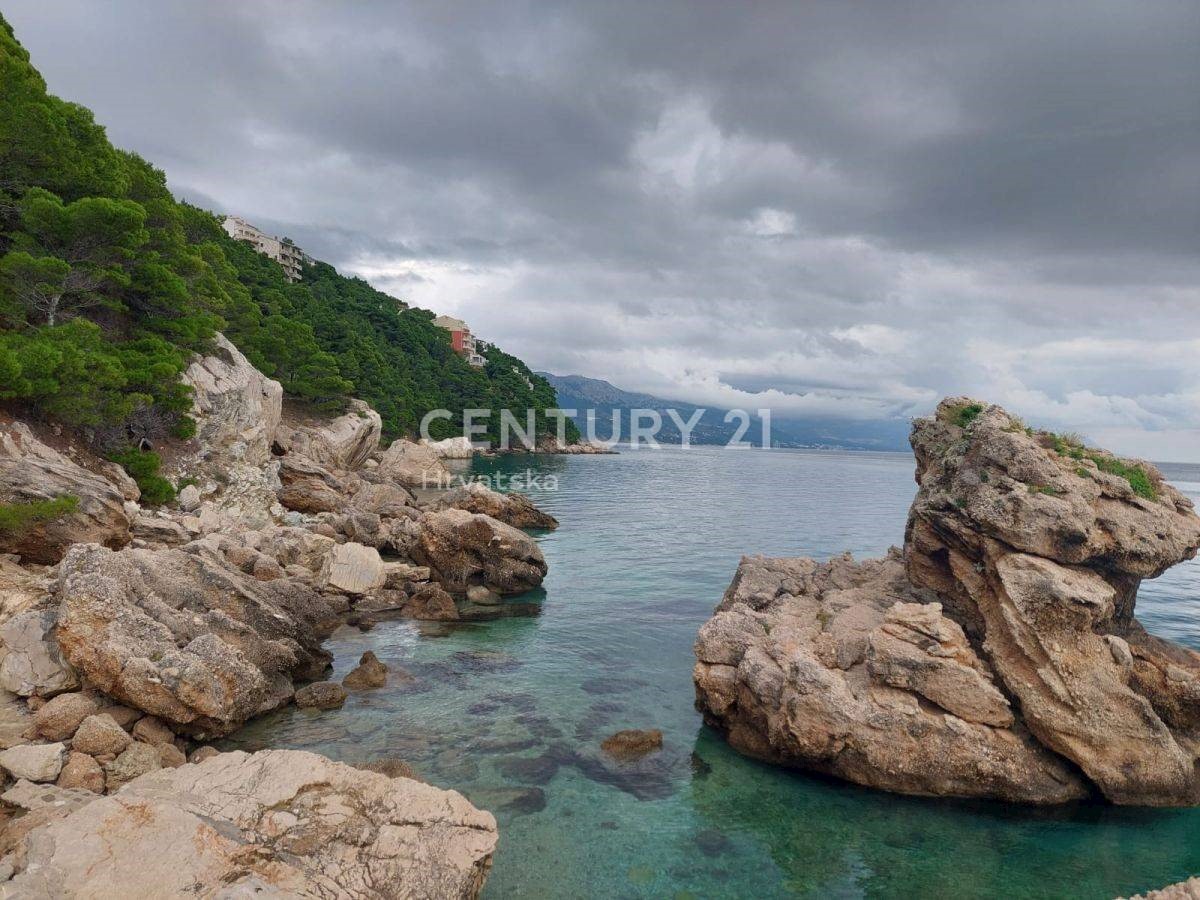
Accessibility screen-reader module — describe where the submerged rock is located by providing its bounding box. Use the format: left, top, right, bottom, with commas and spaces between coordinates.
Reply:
0, 749, 498, 898
695, 397, 1200, 807
343, 650, 388, 689
601, 729, 664, 761
294, 681, 348, 709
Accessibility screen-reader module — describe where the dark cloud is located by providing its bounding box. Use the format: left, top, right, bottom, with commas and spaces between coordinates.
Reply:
7, 0, 1199, 455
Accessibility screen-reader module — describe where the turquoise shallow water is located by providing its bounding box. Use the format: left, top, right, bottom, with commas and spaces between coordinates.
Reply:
226, 447, 1200, 899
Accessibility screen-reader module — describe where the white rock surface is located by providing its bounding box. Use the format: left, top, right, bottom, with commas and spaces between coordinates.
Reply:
0, 607, 78, 698
183, 333, 283, 469
321, 541, 386, 594
0, 741, 66, 782
0, 749, 498, 898
286, 399, 382, 471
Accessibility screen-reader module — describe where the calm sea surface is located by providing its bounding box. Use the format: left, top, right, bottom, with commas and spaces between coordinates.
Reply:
227, 447, 1200, 899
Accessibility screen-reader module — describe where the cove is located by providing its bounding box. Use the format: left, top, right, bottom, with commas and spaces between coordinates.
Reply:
225, 447, 1200, 899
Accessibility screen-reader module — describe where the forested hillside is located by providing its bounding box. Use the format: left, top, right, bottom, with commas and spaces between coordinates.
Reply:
0, 14, 573, 452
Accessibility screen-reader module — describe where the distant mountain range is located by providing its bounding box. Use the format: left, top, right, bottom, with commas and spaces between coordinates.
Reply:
539, 373, 911, 451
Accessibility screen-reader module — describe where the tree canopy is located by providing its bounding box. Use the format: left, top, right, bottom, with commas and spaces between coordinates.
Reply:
0, 13, 575, 449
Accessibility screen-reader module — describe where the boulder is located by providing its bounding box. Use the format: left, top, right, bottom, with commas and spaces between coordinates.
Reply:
56, 751, 105, 793
402, 583, 460, 620
321, 541, 386, 595
103, 741, 161, 790
434, 481, 558, 530
71, 714, 132, 756
349, 480, 417, 518
157, 742, 187, 768
0, 749, 497, 898
131, 715, 176, 747
377, 440, 451, 488
0, 606, 78, 698
695, 397, 1200, 806
32, 691, 98, 741
182, 332, 283, 469
295, 681, 347, 709
413, 509, 547, 597
0, 742, 66, 783
0, 556, 48, 620
129, 513, 190, 547
0, 421, 130, 563
277, 455, 350, 513
420, 435, 476, 459
285, 399, 382, 471
343, 651, 388, 690
53, 542, 340, 736
189, 745, 220, 764
176, 483, 201, 511
254, 525, 337, 573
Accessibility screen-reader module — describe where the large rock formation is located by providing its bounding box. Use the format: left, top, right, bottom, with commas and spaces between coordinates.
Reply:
694, 398, 1200, 806
283, 398, 382, 471
53, 541, 341, 737
0, 749, 498, 898
413, 508, 548, 598
0, 422, 130, 563
182, 333, 283, 470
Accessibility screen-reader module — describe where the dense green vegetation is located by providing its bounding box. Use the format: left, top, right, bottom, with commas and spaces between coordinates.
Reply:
0, 494, 78, 533
0, 14, 574, 460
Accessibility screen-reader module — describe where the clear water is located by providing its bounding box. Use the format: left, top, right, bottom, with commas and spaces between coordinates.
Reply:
225, 448, 1200, 899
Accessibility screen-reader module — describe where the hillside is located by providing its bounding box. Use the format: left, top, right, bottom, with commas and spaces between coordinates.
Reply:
540, 373, 910, 450
0, 13, 574, 470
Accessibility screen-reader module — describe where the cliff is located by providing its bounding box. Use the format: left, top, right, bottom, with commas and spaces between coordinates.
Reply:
0, 335, 559, 896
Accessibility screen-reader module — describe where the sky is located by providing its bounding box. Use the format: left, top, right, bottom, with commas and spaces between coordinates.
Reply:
7, 1, 1199, 457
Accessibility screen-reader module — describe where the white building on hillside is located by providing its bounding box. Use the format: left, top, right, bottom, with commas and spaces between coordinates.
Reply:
222, 216, 307, 282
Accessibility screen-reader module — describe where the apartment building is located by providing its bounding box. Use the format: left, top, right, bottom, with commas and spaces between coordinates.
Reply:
222, 216, 307, 282
433, 315, 486, 366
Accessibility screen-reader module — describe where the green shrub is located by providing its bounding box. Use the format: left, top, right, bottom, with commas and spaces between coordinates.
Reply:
110, 448, 176, 505
0, 494, 79, 533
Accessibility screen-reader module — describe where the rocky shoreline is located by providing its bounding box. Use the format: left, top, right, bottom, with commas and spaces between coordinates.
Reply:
0, 334, 571, 895
694, 397, 1200, 807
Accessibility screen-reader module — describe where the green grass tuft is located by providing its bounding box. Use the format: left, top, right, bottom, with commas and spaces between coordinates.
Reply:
1088, 453, 1157, 501
0, 495, 79, 534
1042, 431, 1158, 500
945, 402, 985, 429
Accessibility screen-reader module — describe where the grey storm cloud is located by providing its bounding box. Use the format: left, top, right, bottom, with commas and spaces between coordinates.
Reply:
6, 0, 1200, 456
